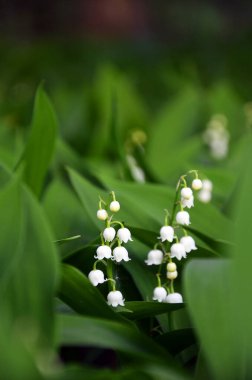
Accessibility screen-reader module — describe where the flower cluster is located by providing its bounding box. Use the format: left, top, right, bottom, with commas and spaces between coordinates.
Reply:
88, 192, 132, 307
145, 171, 204, 303
198, 179, 213, 204
203, 114, 230, 160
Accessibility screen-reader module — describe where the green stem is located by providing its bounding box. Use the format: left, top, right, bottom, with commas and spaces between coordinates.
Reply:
110, 220, 124, 228
110, 191, 116, 201
106, 260, 114, 291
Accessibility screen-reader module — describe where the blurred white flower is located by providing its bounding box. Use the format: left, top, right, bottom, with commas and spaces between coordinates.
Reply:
165, 292, 183, 303
181, 187, 193, 200
167, 262, 177, 272
181, 195, 194, 209
170, 243, 186, 260
153, 287, 167, 302
88, 270, 106, 286
176, 211, 190, 225
159, 226, 174, 242
113, 246, 131, 262
117, 227, 133, 243
180, 236, 197, 253
192, 178, 203, 191
95, 245, 112, 260
167, 271, 178, 280
110, 201, 120, 212
103, 227, 116, 242
107, 290, 125, 307
145, 249, 163, 265
97, 209, 108, 221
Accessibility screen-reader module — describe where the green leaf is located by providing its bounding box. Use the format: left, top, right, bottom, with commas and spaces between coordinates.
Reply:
0, 176, 59, 346
155, 328, 196, 356
146, 87, 202, 179
58, 264, 123, 322
121, 301, 184, 320
56, 314, 188, 379
21, 85, 58, 197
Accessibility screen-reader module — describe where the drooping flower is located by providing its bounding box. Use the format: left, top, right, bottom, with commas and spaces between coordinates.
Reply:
110, 201, 120, 212
180, 236, 197, 253
113, 246, 131, 262
159, 225, 174, 242
103, 227, 116, 242
192, 178, 203, 191
165, 292, 183, 303
97, 209, 108, 221
152, 287, 167, 302
107, 290, 125, 307
95, 245, 112, 260
88, 269, 106, 286
202, 179, 213, 192
181, 187, 193, 200
170, 243, 186, 260
181, 195, 194, 209
145, 250, 163, 265
198, 190, 212, 203
117, 227, 133, 243
176, 211, 190, 225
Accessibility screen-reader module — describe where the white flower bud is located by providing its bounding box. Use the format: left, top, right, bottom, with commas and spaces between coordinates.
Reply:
181, 187, 193, 200
181, 195, 194, 209
117, 227, 133, 243
110, 201, 120, 212
97, 209, 108, 221
165, 292, 183, 303
176, 211, 190, 225
170, 243, 186, 260
153, 287, 167, 302
202, 179, 213, 192
167, 271, 178, 280
167, 262, 177, 272
107, 290, 125, 307
103, 227, 116, 242
180, 236, 197, 253
113, 246, 131, 262
95, 245, 112, 260
88, 269, 106, 286
198, 190, 212, 203
192, 178, 203, 191
145, 250, 163, 265
159, 226, 174, 242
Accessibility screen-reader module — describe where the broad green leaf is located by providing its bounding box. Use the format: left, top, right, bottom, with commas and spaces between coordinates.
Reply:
146, 87, 202, 179
58, 264, 123, 322
155, 328, 196, 356
56, 314, 188, 379
121, 301, 184, 320
0, 176, 59, 346
22, 85, 58, 197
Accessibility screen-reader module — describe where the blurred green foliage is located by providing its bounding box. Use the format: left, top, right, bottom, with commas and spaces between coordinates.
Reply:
0, 41, 251, 379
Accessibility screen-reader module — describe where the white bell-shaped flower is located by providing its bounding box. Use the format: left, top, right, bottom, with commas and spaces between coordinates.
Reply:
159, 225, 174, 242
153, 287, 167, 302
181, 187, 193, 200
198, 190, 212, 203
170, 243, 186, 260
88, 269, 106, 286
202, 179, 213, 192
165, 292, 183, 303
167, 262, 177, 272
180, 236, 197, 253
167, 271, 178, 280
107, 290, 125, 307
110, 201, 120, 212
103, 227, 116, 242
97, 209, 108, 221
176, 211, 190, 225
117, 227, 133, 243
192, 178, 203, 191
95, 245, 112, 260
145, 249, 163, 265
181, 195, 194, 209
113, 246, 131, 262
